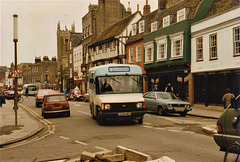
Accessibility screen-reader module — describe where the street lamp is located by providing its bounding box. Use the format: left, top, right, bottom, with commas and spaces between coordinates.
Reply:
13, 14, 18, 126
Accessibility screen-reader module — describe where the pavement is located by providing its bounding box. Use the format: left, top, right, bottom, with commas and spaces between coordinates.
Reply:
0, 99, 43, 147
0, 99, 224, 148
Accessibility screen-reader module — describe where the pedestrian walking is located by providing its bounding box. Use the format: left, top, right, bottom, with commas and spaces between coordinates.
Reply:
153, 84, 159, 92
165, 82, 174, 92
0, 87, 4, 107
222, 88, 235, 109
25, 87, 29, 97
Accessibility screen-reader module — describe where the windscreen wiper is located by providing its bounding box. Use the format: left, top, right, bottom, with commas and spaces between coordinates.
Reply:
125, 73, 139, 84
105, 74, 121, 84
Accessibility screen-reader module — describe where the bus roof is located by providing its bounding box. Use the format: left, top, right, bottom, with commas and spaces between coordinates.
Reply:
89, 64, 142, 77
23, 84, 37, 87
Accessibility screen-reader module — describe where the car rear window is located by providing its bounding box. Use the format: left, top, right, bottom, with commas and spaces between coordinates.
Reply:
47, 95, 66, 102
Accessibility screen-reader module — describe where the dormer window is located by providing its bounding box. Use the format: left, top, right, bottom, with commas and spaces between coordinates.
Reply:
139, 20, 145, 33
163, 15, 171, 28
177, 8, 190, 22
151, 22, 157, 32
132, 24, 137, 36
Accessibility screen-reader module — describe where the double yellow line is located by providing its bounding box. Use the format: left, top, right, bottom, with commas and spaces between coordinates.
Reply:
0, 103, 55, 150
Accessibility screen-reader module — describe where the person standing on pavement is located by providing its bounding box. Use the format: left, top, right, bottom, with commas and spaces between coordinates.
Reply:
153, 84, 159, 92
222, 88, 235, 109
0, 87, 4, 107
25, 87, 29, 97
165, 82, 174, 93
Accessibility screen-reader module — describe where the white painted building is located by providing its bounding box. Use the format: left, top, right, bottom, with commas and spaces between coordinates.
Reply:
73, 43, 84, 92
191, 6, 240, 105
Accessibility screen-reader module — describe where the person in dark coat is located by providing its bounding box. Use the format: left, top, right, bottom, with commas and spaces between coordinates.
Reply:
0, 87, 4, 107
25, 87, 29, 97
165, 83, 174, 93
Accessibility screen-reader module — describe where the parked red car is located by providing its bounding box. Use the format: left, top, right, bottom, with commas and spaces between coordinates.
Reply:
42, 93, 70, 118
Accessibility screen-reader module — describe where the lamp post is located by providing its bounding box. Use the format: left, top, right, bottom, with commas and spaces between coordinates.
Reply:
13, 14, 18, 126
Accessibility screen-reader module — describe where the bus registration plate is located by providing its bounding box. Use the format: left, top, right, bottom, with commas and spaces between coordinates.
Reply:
118, 112, 131, 116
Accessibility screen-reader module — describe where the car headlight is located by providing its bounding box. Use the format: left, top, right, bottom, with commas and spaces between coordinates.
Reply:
101, 104, 111, 110
168, 104, 172, 108
136, 102, 145, 109
185, 104, 190, 108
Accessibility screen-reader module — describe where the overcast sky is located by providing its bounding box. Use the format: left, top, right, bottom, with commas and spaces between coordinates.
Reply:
0, 0, 158, 67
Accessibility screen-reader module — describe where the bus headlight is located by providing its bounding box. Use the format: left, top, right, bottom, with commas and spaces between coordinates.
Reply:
136, 102, 144, 109
101, 104, 111, 110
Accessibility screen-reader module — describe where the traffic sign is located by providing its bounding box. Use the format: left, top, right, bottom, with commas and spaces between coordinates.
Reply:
11, 69, 20, 78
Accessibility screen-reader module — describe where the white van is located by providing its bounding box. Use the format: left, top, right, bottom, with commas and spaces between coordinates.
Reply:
88, 64, 145, 125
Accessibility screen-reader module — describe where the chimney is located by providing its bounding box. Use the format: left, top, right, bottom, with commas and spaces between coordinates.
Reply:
137, 4, 139, 11
71, 21, 75, 33
35, 57, 41, 63
158, 0, 167, 10
127, 2, 131, 12
57, 21, 61, 31
143, 0, 151, 16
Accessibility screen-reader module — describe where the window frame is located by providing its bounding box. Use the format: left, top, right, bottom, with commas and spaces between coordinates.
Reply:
233, 26, 240, 56
132, 24, 137, 36
144, 41, 154, 64
136, 46, 141, 62
163, 15, 170, 28
155, 35, 167, 62
151, 21, 157, 32
209, 33, 218, 60
170, 31, 184, 60
139, 20, 145, 33
196, 36, 203, 61
129, 48, 134, 63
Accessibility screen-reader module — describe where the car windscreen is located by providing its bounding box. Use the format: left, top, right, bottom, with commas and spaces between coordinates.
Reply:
47, 95, 66, 102
156, 93, 178, 99
96, 75, 142, 94
74, 90, 81, 94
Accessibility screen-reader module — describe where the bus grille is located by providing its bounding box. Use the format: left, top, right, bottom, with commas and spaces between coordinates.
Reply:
111, 103, 137, 111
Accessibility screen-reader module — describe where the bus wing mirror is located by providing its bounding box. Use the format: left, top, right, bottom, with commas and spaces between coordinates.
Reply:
89, 79, 94, 83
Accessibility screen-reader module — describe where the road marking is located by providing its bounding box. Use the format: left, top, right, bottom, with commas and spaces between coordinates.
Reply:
161, 117, 183, 124
168, 129, 181, 133
154, 127, 165, 130
77, 110, 91, 116
142, 125, 153, 129
95, 146, 109, 151
60, 136, 70, 140
74, 141, 88, 146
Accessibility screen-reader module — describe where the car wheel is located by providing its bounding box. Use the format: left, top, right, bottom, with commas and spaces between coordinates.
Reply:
137, 117, 143, 124
97, 111, 105, 125
66, 111, 70, 117
158, 107, 165, 116
180, 112, 187, 117
36, 102, 38, 107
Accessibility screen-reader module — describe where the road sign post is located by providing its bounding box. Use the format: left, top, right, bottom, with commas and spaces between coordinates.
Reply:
13, 14, 18, 126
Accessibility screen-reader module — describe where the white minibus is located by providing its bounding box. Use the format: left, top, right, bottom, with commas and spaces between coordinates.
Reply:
88, 64, 145, 125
